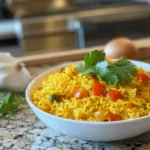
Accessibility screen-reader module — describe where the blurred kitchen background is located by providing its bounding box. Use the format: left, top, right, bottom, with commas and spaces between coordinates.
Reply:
0, 0, 150, 57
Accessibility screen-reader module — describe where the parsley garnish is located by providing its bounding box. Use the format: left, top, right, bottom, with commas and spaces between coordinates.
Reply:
0, 92, 25, 118
75, 50, 137, 85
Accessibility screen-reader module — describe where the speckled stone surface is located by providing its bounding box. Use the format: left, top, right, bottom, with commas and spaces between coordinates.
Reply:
0, 102, 46, 150
31, 128, 150, 150
0, 60, 150, 150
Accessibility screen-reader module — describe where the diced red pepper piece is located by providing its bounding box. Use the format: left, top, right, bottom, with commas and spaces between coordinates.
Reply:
108, 111, 118, 121
71, 85, 78, 95
106, 90, 122, 101
93, 83, 105, 96
137, 73, 150, 82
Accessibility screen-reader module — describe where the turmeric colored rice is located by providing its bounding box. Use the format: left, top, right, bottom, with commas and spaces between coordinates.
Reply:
31, 65, 150, 122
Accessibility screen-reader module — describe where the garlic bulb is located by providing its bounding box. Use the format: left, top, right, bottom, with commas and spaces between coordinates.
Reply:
0, 53, 31, 92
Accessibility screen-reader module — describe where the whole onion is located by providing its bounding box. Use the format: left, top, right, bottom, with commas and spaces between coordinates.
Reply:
104, 37, 139, 59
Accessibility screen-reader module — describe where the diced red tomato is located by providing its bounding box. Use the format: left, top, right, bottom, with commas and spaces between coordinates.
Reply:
108, 111, 118, 121
75, 89, 85, 99
93, 83, 105, 96
137, 73, 150, 82
106, 90, 122, 101
71, 85, 78, 95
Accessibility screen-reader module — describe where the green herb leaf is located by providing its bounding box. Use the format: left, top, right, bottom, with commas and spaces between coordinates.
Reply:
74, 50, 137, 85
108, 58, 137, 85
0, 92, 12, 103
84, 50, 105, 69
0, 102, 17, 114
75, 63, 86, 72
96, 61, 118, 85
75, 50, 105, 74
83, 67, 96, 75
0, 92, 25, 118
0, 92, 17, 114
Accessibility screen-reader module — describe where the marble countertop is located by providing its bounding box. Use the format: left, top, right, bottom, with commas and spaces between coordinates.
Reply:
0, 59, 150, 150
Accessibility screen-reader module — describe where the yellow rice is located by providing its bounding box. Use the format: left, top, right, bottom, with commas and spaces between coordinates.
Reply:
31, 64, 150, 122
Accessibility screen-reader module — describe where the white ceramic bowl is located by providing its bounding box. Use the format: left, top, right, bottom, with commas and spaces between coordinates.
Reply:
26, 60, 150, 141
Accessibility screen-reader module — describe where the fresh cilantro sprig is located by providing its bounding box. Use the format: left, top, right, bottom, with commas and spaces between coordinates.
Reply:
0, 92, 25, 118
75, 50, 137, 85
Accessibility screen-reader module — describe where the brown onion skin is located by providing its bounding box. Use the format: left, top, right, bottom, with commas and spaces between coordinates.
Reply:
104, 37, 139, 59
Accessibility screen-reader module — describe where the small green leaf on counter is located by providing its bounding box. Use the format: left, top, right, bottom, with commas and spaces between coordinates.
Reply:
0, 92, 25, 118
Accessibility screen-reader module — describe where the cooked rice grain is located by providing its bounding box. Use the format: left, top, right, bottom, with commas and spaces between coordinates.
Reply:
31, 65, 150, 121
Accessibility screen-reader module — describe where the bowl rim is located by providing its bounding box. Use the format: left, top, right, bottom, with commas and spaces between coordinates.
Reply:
26, 60, 150, 125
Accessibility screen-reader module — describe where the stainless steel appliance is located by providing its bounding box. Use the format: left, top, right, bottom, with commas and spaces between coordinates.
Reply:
4, 0, 150, 55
